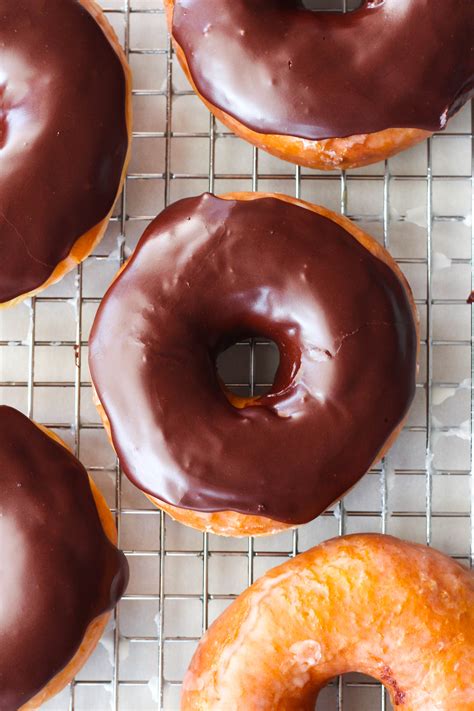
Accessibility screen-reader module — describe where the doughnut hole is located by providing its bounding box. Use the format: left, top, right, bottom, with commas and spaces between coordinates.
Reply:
216, 337, 281, 405
315, 672, 399, 709
301, 0, 363, 11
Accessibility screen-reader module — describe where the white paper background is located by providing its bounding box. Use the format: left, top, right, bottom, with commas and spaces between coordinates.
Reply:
0, 1, 472, 709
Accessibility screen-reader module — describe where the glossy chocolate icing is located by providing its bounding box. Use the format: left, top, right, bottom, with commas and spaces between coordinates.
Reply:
0, 406, 128, 709
0, 0, 128, 303
89, 194, 417, 524
171, 0, 474, 140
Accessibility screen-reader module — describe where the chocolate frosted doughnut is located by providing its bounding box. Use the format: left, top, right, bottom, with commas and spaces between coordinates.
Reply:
0, 406, 128, 709
0, 0, 131, 308
89, 193, 418, 537
165, 0, 473, 169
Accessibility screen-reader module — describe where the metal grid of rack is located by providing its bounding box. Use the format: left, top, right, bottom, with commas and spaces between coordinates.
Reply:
0, 1, 473, 709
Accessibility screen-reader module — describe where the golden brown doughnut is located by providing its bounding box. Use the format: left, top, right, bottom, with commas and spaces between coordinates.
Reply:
182, 534, 474, 710
164, 1, 473, 170
0, 406, 128, 709
89, 192, 419, 537
0, 0, 132, 309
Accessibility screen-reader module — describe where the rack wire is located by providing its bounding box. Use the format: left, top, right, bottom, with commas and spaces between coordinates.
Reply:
0, 1, 473, 709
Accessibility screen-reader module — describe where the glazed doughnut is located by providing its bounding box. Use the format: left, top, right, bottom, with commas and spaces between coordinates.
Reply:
89, 192, 418, 537
0, 0, 132, 309
182, 533, 474, 710
164, 0, 474, 170
0, 406, 129, 710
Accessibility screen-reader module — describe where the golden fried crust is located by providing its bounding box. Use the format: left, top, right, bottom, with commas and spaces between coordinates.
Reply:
1, 0, 132, 310
164, 0, 430, 171
92, 192, 419, 537
20, 422, 118, 710
181, 534, 474, 710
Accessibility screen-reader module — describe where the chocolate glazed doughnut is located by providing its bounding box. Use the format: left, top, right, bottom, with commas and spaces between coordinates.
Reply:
0, 0, 132, 308
89, 193, 418, 537
0, 406, 128, 710
164, 0, 474, 170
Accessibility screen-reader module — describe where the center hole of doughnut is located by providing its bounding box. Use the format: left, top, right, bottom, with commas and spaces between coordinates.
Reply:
315, 671, 405, 708
300, 0, 362, 10
216, 338, 280, 399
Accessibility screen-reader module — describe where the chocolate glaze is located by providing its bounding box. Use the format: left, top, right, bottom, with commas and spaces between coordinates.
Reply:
0, 0, 128, 303
89, 194, 417, 524
0, 406, 128, 709
171, 0, 474, 140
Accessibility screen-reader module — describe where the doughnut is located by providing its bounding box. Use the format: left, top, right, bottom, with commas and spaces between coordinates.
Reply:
0, 405, 129, 710
164, 0, 474, 170
0, 0, 132, 309
89, 192, 418, 537
182, 533, 474, 710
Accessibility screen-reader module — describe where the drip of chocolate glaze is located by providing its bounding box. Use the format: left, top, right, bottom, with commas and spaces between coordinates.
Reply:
0, 0, 128, 303
89, 194, 418, 525
0, 406, 129, 710
171, 0, 474, 140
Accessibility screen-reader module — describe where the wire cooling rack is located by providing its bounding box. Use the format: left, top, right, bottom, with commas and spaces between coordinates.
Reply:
0, 1, 473, 709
